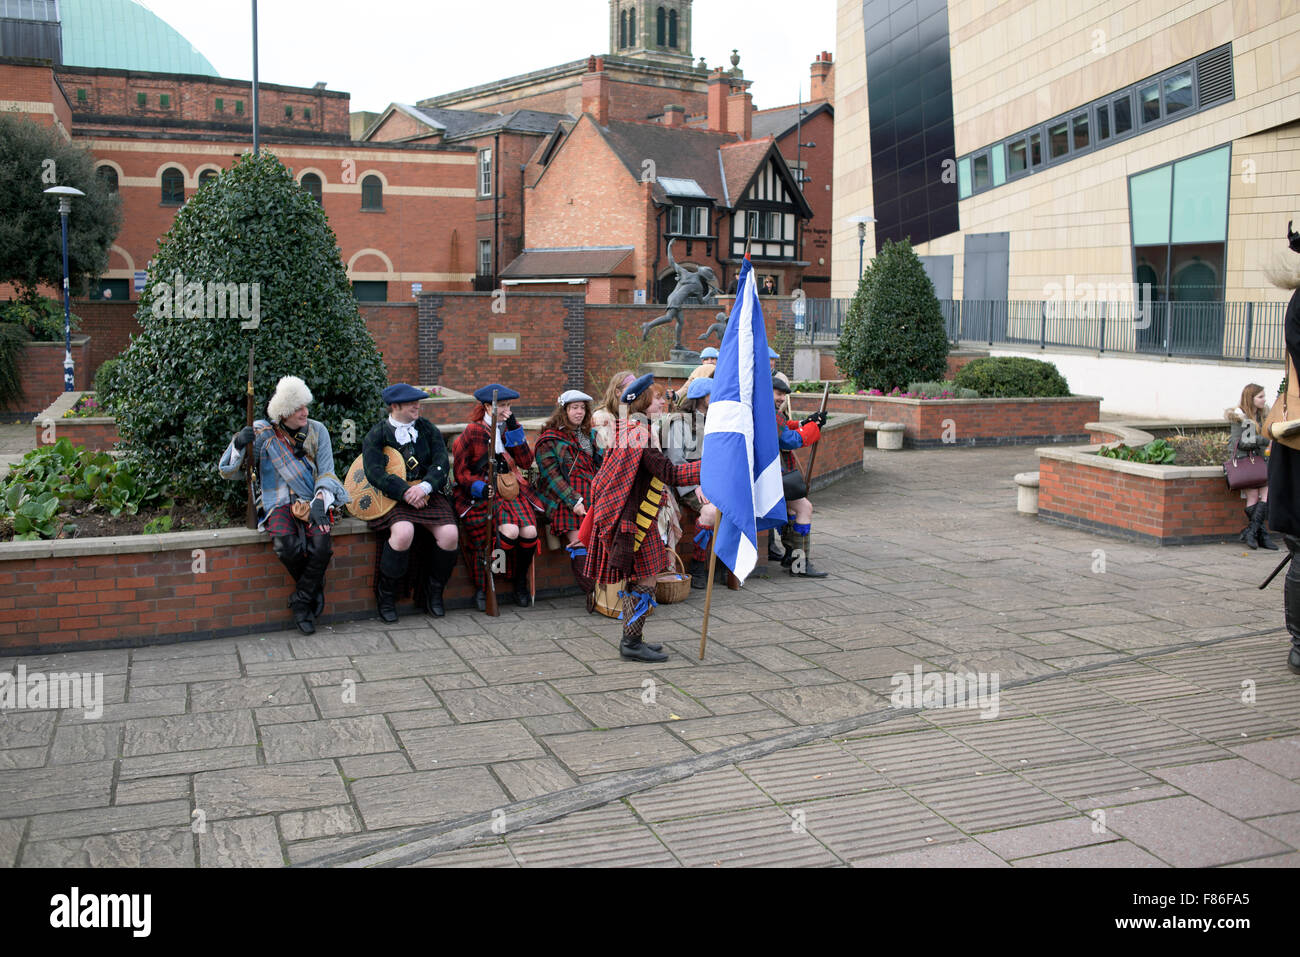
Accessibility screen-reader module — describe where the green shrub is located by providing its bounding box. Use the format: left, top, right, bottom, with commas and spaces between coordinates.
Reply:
113, 151, 389, 513
93, 358, 120, 410
0, 323, 28, 409
1096, 439, 1175, 464
906, 380, 980, 400
1, 297, 80, 342
836, 239, 949, 391
952, 356, 1070, 398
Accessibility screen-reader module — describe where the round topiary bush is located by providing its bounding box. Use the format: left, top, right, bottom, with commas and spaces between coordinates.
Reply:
113, 151, 389, 514
836, 238, 948, 391
953, 356, 1070, 397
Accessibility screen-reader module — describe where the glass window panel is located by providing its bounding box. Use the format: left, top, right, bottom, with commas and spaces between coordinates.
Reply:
1112, 96, 1132, 134
1171, 145, 1230, 243
1164, 71, 1193, 116
957, 157, 971, 198
1169, 242, 1225, 301
972, 153, 991, 190
1029, 131, 1042, 166
1097, 104, 1110, 140
1129, 165, 1172, 245
1072, 112, 1089, 150
1007, 138, 1027, 174
991, 143, 1006, 186
1139, 83, 1161, 124
1134, 246, 1168, 303
1048, 120, 1069, 159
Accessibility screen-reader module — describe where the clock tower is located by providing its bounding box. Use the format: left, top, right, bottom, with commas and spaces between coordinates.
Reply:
609, 0, 694, 64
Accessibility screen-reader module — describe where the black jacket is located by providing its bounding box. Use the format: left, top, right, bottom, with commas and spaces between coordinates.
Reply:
362, 418, 450, 503
1268, 288, 1300, 535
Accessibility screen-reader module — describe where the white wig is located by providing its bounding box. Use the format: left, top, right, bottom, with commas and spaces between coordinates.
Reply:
267, 375, 313, 422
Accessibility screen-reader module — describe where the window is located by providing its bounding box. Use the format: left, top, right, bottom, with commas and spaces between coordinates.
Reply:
76, 88, 86, 103
198, 169, 217, 188
136, 92, 146, 107
669, 9, 677, 48
351, 281, 387, 302
657, 6, 665, 46
285, 106, 293, 119
96, 165, 118, 194
215, 97, 224, 111
160, 94, 170, 108
301, 172, 322, 204
1164, 70, 1194, 116
1008, 138, 1028, 175
628, 7, 635, 43
1096, 103, 1110, 141
1048, 120, 1069, 160
304, 107, 311, 121
1028, 131, 1042, 166
972, 153, 991, 190
619, 9, 627, 48
235, 100, 244, 115
478, 240, 492, 277
1112, 94, 1132, 134
747, 210, 780, 240
1139, 82, 1160, 124
1072, 111, 1089, 150
160, 167, 184, 205
479, 149, 492, 196
361, 174, 383, 210
668, 205, 708, 236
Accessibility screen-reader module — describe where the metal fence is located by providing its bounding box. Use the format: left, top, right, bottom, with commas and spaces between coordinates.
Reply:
794, 298, 1287, 363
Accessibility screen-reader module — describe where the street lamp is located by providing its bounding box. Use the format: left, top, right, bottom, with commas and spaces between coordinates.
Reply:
43, 185, 86, 392
846, 214, 876, 278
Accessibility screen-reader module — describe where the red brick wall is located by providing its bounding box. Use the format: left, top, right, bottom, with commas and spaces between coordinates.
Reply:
3, 339, 92, 418
819, 351, 841, 380
1038, 457, 1243, 544
0, 61, 71, 135
773, 107, 833, 292
35, 417, 118, 451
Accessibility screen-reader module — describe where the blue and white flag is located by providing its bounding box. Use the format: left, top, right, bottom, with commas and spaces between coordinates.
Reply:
701, 257, 786, 582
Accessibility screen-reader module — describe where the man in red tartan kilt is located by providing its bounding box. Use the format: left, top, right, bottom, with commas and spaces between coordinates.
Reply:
363, 384, 460, 622
453, 383, 543, 610
582, 374, 700, 662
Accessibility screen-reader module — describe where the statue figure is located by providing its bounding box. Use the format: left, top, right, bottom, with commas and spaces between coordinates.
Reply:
640, 239, 723, 351
698, 311, 728, 343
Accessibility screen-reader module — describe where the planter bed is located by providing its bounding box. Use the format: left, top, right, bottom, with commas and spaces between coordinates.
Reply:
789, 391, 1100, 448
33, 391, 120, 452
1037, 423, 1244, 545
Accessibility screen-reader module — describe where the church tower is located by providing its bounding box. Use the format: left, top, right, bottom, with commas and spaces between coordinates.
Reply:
609, 0, 693, 63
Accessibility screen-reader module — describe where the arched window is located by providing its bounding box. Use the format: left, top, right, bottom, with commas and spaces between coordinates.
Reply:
301, 172, 322, 204
669, 9, 678, 48
656, 6, 666, 46
160, 166, 184, 205
628, 7, 635, 43
96, 165, 118, 194
619, 9, 626, 48
361, 174, 383, 211
198, 169, 218, 188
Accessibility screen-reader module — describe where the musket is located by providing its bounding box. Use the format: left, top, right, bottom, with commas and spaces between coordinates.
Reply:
244, 344, 257, 530
482, 389, 500, 617
801, 381, 831, 489
1260, 552, 1291, 590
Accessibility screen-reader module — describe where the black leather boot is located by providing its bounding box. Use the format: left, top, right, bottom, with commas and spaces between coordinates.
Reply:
274, 534, 307, 609
689, 557, 709, 589
376, 542, 408, 624
1285, 536, 1300, 674
1240, 504, 1257, 548
289, 533, 332, 635
513, 537, 536, 607
1256, 501, 1279, 550
787, 530, 828, 578
424, 545, 458, 617
619, 585, 666, 662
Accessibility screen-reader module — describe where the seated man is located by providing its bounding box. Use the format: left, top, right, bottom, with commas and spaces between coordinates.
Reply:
685, 346, 718, 386
772, 374, 827, 578
219, 375, 348, 635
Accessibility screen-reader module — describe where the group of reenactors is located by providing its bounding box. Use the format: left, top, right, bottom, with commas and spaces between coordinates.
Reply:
219, 352, 827, 662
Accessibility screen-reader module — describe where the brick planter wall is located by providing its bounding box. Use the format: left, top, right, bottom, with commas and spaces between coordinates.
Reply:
788, 392, 1100, 448
1036, 447, 1243, 545
33, 391, 120, 451
3, 336, 92, 419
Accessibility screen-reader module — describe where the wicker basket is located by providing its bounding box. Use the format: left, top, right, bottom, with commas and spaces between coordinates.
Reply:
655, 550, 692, 604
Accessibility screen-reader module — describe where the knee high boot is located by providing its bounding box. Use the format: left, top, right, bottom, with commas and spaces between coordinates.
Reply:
619, 584, 666, 662
376, 542, 409, 624
424, 545, 458, 617
1240, 504, 1258, 548
786, 523, 828, 578
1255, 501, 1279, 550
514, 537, 537, 608
1284, 536, 1300, 674
273, 535, 308, 607
779, 523, 799, 568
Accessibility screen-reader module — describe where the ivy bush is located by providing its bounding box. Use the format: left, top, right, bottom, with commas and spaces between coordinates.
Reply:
836, 239, 949, 391
953, 356, 1070, 398
113, 151, 389, 513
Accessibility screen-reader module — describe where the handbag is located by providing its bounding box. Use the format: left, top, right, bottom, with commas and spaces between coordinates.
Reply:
783, 468, 808, 501
1224, 453, 1268, 490
494, 447, 521, 501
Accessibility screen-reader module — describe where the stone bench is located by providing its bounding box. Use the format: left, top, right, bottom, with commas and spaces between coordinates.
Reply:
865, 420, 905, 450
1014, 471, 1040, 514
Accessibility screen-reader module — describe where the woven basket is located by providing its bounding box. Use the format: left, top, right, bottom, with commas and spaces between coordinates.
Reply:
655, 550, 692, 604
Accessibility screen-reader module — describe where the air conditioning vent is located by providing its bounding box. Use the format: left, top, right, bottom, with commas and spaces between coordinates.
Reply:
1196, 45, 1234, 106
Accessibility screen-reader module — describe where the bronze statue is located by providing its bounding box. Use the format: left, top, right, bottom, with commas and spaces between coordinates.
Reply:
641, 239, 722, 350
698, 311, 728, 343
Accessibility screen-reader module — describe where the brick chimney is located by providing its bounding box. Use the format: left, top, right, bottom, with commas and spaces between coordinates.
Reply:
810, 51, 834, 103
706, 68, 730, 133
726, 87, 753, 140
663, 104, 686, 128
582, 56, 610, 126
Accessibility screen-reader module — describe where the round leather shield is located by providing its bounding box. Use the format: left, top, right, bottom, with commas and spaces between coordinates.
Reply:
342, 447, 409, 520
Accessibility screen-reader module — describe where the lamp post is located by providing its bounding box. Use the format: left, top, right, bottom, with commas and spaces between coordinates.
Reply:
846, 214, 876, 278
43, 185, 85, 392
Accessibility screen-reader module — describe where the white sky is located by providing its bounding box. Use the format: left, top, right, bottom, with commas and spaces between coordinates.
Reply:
135, 0, 837, 115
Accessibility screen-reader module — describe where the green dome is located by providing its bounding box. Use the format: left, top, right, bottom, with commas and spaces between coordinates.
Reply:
61, 0, 219, 75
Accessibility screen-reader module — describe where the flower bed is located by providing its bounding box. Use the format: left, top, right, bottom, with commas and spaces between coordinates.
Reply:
1037, 423, 1244, 545
789, 391, 1100, 448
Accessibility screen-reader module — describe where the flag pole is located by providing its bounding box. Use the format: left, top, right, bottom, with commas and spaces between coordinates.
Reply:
699, 512, 720, 660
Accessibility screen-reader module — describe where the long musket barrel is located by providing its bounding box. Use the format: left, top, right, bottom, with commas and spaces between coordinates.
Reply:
483, 389, 500, 617
245, 344, 257, 530
801, 381, 831, 487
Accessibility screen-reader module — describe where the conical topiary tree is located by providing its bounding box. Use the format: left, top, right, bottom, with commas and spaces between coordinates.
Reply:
114, 151, 389, 514
837, 238, 949, 391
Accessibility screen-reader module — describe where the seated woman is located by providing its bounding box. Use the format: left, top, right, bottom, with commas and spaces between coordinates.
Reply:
534, 389, 602, 600
662, 377, 720, 588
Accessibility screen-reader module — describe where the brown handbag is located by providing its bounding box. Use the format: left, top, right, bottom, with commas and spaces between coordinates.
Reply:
495, 447, 521, 500
290, 501, 312, 521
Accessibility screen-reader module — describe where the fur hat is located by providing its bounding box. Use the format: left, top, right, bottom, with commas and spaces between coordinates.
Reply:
267, 375, 313, 422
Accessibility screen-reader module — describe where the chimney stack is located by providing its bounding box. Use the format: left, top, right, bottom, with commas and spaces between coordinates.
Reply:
706, 68, 730, 133
663, 104, 686, 128
726, 87, 753, 140
582, 56, 610, 126
809, 51, 834, 103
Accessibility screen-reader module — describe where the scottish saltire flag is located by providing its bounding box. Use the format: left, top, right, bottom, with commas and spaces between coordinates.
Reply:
701, 257, 786, 582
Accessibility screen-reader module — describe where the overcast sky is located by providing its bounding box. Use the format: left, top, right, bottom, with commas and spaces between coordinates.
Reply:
136, 0, 837, 115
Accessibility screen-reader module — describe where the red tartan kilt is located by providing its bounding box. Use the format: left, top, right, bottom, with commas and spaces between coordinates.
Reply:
264, 504, 329, 537
460, 494, 541, 550
585, 524, 670, 584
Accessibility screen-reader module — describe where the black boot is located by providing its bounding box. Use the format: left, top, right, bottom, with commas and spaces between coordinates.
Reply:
619, 585, 666, 662
779, 524, 798, 568
274, 534, 308, 609
513, 537, 537, 607
1240, 504, 1257, 548
424, 545, 458, 617
376, 542, 408, 624
289, 533, 332, 635
787, 529, 828, 578
689, 557, 708, 589
1255, 501, 1279, 550
766, 528, 783, 562
1285, 536, 1300, 674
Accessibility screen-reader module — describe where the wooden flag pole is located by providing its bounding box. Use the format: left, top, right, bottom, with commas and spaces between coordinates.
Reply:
699, 512, 720, 660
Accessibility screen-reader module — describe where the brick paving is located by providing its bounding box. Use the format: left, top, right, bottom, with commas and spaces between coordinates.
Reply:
1, 443, 1298, 867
